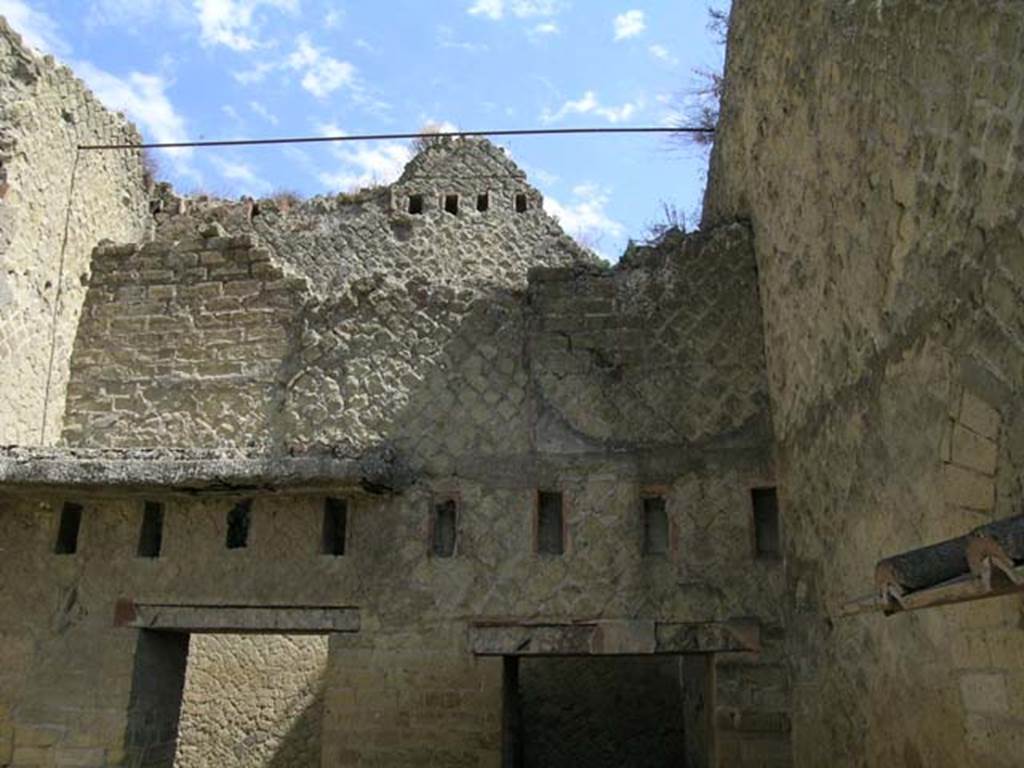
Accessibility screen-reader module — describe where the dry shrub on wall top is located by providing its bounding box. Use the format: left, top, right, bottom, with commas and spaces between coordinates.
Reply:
671, 4, 729, 149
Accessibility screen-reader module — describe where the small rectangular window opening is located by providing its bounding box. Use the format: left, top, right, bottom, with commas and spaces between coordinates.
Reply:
515, 193, 528, 213
642, 497, 669, 556
752, 487, 780, 559
226, 500, 252, 550
444, 194, 459, 215
322, 498, 347, 556
432, 499, 457, 558
476, 193, 490, 212
137, 501, 164, 559
408, 194, 424, 214
537, 491, 564, 555
54, 502, 83, 555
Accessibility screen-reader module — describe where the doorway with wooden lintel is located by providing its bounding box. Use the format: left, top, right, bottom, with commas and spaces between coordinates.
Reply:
470, 618, 759, 768
115, 600, 360, 768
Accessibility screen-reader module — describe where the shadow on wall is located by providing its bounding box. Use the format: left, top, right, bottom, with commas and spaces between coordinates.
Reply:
267, 683, 325, 768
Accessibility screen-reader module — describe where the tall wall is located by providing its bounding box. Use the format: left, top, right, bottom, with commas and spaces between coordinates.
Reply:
1, 200, 788, 765
0, 17, 150, 446
174, 635, 327, 768
705, 1, 1024, 765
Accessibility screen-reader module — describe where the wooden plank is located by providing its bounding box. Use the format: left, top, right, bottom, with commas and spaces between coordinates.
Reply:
469, 620, 758, 656
501, 657, 523, 768
115, 600, 360, 633
842, 563, 1024, 617
682, 655, 717, 768
972, 514, 1024, 560
875, 536, 970, 594
656, 620, 760, 654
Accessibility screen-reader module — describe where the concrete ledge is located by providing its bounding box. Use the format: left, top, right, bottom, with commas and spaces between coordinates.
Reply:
0, 445, 413, 493
115, 600, 360, 634
469, 619, 759, 656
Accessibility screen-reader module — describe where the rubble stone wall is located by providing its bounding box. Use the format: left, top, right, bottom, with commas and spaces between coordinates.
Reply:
1, 195, 789, 766
705, 1, 1024, 765
0, 17, 149, 446
174, 635, 327, 768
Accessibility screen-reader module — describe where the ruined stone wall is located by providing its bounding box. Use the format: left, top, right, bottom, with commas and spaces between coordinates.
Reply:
0, 17, 149, 446
1, 192, 790, 765
705, 1, 1024, 764
174, 635, 326, 768
61, 232, 307, 449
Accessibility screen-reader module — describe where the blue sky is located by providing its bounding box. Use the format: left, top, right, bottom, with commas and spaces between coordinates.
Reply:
1, 0, 726, 257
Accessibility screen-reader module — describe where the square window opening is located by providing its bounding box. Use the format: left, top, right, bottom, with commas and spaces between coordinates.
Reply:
476, 193, 490, 212
138, 501, 164, 559
537, 491, 564, 555
515, 193, 528, 213
226, 500, 252, 550
752, 487, 780, 559
432, 499, 457, 558
322, 498, 347, 556
444, 194, 459, 215
408, 194, 424, 215
642, 497, 669, 556
55, 502, 83, 555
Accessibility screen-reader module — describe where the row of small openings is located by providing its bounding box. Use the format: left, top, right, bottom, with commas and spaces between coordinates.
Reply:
536, 488, 781, 559
51, 488, 780, 560
407, 192, 530, 215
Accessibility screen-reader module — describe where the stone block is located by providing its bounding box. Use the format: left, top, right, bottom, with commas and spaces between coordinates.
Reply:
11, 745, 52, 765
959, 672, 1009, 715
959, 392, 1001, 439
942, 463, 995, 511
54, 747, 106, 766
951, 424, 999, 475
14, 725, 64, 747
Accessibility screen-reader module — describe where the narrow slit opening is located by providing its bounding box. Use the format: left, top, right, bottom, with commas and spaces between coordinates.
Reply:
322, 498, 347, 556
55, 502, 83, 555
432, 499, 457, 558
537, 491, 564, 555
752, 487, 780, 559
138, 501, 164, 558
226, 500, 252, 550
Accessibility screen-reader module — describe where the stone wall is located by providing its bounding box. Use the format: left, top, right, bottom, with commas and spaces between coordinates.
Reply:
0, 17, 149, 446
705, 1, 1024, 764
174, 635, 327, 768
1, 140, 790, 765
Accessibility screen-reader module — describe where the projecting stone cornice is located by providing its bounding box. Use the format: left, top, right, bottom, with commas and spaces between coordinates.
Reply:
0, 444, 413, 494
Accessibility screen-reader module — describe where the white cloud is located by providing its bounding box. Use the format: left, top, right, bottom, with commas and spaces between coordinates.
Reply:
468, 0, 560, 20
315, 122, 414, 191
248, 100, 278, 125
613, 9, 645, 40
194, 0, 298, 51
288, 34, 356, 98
541, 90, 641, 124
86, 0, 191, 31
648, 44, 677, 66
233, 60, 275, 84
211, 157, 271, 195
320, 145, 413, 191
75, 61, 199, 180
222, 104, 242, 121
468, 0, 503, 19
529, 21, 559, 37
437, 24, 488, 53
323, 8, 343, 28
0, 0, 68, 55
545, 183, 624, 250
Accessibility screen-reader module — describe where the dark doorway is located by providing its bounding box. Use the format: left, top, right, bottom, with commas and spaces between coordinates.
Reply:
504, 656, 686, 767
